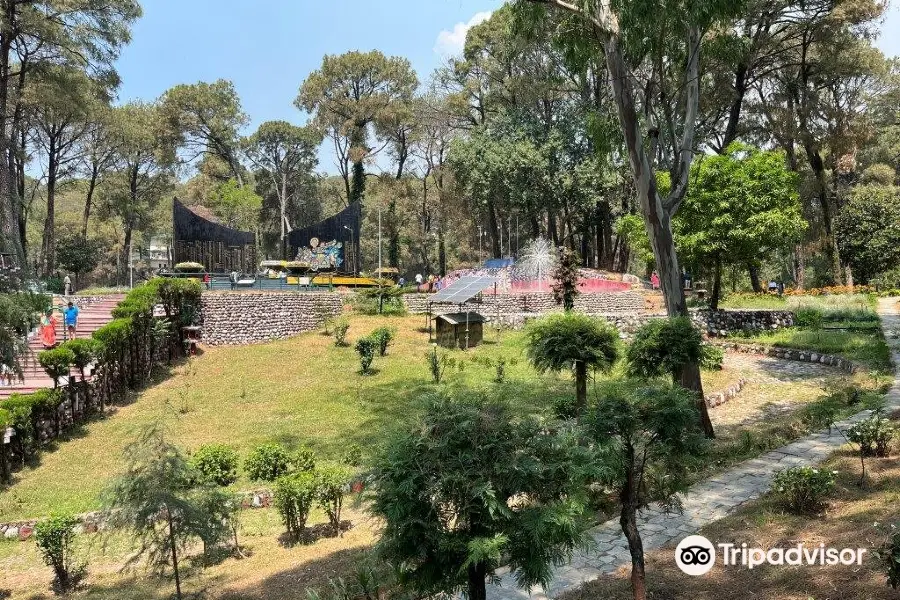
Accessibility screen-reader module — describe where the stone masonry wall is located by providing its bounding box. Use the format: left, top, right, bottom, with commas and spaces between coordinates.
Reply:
200, 292, 343, 345
403, 291, 648, 317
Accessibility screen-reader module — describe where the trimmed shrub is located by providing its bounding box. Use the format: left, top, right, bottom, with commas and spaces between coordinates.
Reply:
292, 445, 317, 472
38, 347, 74, 385
355, 336, 377, 374
771, 466, 835, 514
846, 413, 895, 457
626, 317, 702, 380
331, 316, 350, 346
173, 261, 205, 273
370, 326, 396, 356
273, 471, 317, 540
245, 443, 291, 482
192, 444, 239, 487
315, 464, 354, 534
34, 513, 84, 593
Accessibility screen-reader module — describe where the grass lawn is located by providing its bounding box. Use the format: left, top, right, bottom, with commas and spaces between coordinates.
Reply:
720, 292, 877, 314
0, 314, 572, 521
0, 504, 380, 600
0, 307, 895, 599
562, 441, 900, 600
727, 325, 892, 371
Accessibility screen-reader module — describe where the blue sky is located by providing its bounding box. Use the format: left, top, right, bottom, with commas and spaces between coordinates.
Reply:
114, 0, 900, 173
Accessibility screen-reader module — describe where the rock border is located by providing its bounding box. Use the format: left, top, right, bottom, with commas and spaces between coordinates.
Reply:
704, 377, 749, 408
715, 342, 860, 374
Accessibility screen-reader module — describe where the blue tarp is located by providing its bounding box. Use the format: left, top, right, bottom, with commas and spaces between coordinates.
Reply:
484, 258, 514, 269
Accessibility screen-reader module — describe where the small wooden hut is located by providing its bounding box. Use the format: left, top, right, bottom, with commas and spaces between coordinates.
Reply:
436, 312, 484, 349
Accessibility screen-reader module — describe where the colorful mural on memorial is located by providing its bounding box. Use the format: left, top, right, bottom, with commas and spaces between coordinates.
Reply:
295, 238, 344, 271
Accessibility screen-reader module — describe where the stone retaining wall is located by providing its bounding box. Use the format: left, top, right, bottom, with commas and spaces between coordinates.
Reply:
698, 310, 794, 337
403, 291, 648, 317
200, 292, 344, 345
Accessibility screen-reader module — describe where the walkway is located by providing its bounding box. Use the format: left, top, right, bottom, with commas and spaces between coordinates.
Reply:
488, 297, 900, 600
0, 296, 123, 400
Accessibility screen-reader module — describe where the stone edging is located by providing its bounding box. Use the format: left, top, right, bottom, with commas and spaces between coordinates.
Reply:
704, 377, 748, 408
714, 342, 860, 374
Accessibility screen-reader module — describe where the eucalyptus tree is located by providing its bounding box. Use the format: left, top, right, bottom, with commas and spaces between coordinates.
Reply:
296, 50, 418, 206
517, 1, 737, 435
0, 0, 141, 265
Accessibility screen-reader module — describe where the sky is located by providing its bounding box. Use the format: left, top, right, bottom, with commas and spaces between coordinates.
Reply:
114, 0, 503, 171
113, 0, 900, 174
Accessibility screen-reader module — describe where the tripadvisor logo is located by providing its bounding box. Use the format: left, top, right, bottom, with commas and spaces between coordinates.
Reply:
675, 535, 868, 575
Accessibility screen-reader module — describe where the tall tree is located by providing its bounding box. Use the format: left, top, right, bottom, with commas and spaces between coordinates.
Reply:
100, 102, 175, 279
26, 66, 104, 274
518, 0, 736, 436
243, 120, 320, 256
76, 105, 119, 237
0, 0, 141, 266
159, 79, 249, 186
674, 143, 806, 308
296, 50, 418, 206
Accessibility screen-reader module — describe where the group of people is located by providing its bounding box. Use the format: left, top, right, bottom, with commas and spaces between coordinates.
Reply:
38, 301, 80, 349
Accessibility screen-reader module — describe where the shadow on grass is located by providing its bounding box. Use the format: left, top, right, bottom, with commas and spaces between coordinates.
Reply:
217, 546, 374, 600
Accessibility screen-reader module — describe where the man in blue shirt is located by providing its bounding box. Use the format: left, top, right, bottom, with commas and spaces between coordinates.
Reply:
64, 301, 79, 339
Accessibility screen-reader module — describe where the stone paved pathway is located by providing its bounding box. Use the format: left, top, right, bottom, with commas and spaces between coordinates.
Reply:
487, 298, 900, 600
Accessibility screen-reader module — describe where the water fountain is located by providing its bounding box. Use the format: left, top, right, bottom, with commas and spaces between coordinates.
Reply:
515, 238, 558, 292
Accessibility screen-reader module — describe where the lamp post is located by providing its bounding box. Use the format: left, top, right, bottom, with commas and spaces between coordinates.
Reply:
343, 225, 355, 275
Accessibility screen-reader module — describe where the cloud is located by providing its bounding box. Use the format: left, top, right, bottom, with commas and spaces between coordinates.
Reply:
434, 11, 493, 58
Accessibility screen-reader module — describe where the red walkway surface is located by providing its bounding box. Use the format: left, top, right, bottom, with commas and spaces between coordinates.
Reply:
0, 296, 123, 401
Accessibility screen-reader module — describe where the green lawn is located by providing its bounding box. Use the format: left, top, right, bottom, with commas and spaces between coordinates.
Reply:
720, 291, 877, 315
0, 314, 571, 521
727, 324, 892, 371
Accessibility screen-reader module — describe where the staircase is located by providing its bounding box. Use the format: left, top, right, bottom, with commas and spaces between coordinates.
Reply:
0, 296, 123, 401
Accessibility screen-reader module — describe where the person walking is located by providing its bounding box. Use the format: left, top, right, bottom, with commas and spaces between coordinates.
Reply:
650, 271, 660, 290
63, 301, 79, 340
63, 274, 72, 296
40, 309, 58, 349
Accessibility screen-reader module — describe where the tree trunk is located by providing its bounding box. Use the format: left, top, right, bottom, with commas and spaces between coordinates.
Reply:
575, 360, 587, 416
82, 166, 99, 238
620, 448, 647, 600
166, 508, 183, 600
0, 5, 26, 266
719, 62, 748, 151
486, 198, 501, 258
710, 254, 722, 310
466, 561, 487, 600
42, 144, 58, 275
748, 263, 761, 292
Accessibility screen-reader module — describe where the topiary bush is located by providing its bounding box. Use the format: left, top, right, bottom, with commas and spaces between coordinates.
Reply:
370, 326, 396, 356
626, 317, 702, 381
34, 513, 85, 593
771, 466, 835, 514
355, 336, 377, 374
846, 413, 895, 457
245, 443, 291, 481
273, 471, 318, 541
192, 444, 239, 487
38, 347, 74, 387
